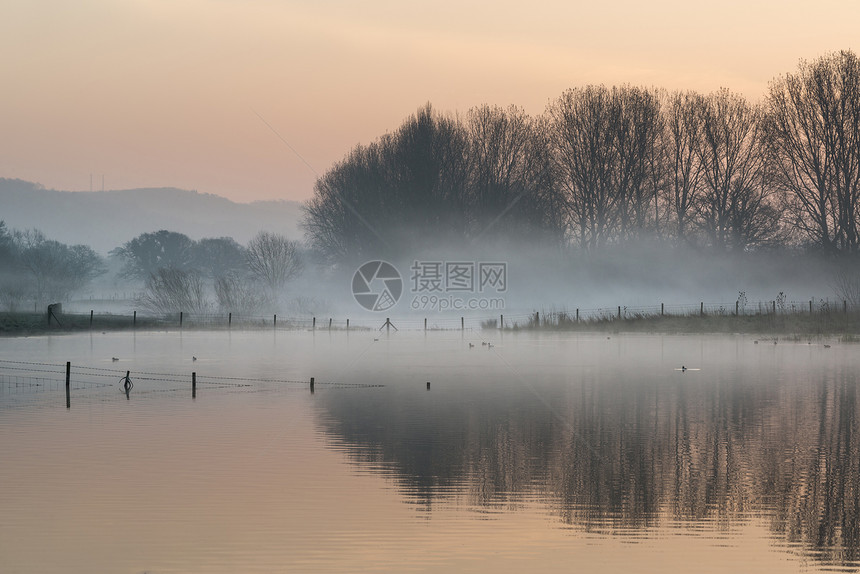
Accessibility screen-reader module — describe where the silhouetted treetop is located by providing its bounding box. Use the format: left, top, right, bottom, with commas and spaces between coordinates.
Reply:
304, 50, 860, 262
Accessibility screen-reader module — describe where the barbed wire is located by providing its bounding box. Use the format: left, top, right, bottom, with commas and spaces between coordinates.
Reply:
0, 359, 383, 389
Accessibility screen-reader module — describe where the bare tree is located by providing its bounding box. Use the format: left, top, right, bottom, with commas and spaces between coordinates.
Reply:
767, 50, 860, 252
246, 231, 303, 304
660, 91, 705, 244
214, 273, 267, 315
138, 267, 209, 315
547, 85, 621, 249
833, 264, 860, 307
465, 104, 563, 241
304, 142, 386, 263
547, 85, 664, 248
613, 85, 663, 239
695, 89, 779, 250
304, 104, 471, 263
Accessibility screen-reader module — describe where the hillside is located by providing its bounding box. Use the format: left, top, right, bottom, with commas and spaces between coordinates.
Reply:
0, 179, 304, 254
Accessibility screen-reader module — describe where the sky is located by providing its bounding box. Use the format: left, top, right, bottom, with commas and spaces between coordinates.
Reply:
2, 0, 858, 203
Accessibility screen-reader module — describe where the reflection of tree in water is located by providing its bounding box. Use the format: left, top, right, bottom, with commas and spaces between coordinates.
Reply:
763, 372, 859, 565
317, 371, 860, 567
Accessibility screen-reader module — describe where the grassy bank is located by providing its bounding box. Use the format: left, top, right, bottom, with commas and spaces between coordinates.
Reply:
4, 309, 860, 338
501, 310, 860, 339
0, 312, 360, 336
0, 312, 172, 336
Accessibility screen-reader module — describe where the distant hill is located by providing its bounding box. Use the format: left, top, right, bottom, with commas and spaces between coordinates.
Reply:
0, 179, 304, 254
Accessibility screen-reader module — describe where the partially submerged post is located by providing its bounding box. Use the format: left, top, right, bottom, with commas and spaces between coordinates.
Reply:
228, 312, 232, 329
274, 314, 277, 328
313, 317, 316, 331
89, 310, 94, 328
426, 381, 430, 390
66, 361, 71, 409
661, 303, 664, 317
700, 302, 704, 317
310, 377, 314, 394
180, 312, 183, 328
133, 310, 137, 328
461, 317, 464, 331
192, 372, 196, 399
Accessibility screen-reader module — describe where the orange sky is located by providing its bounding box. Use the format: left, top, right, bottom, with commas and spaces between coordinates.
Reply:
2, 0, 857, 203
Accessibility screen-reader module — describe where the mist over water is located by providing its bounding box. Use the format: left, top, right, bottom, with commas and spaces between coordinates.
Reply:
1, 330, 857, 572
289, 239, 844, 321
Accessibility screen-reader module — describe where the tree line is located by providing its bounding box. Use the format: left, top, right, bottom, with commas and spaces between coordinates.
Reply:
304, 50, 860, 262
0, 221, 104, 311
0, 224, 303, 314
114, 230, 303, 315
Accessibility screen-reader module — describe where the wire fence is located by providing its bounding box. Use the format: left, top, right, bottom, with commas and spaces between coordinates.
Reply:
0, 359, 384, 407
3, 296, 860, 333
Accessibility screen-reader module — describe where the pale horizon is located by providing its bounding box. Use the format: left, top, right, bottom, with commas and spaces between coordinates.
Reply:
3, 0, 857, 203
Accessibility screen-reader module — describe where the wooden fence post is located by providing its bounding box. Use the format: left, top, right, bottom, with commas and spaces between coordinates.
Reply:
66, 361, 71, 409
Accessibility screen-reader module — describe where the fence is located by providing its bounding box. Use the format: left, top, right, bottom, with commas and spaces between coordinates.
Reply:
3, 297, 859, 333
0, 359, 383, 408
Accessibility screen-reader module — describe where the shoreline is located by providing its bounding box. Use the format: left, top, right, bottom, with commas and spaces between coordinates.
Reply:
2, 310, 859, 339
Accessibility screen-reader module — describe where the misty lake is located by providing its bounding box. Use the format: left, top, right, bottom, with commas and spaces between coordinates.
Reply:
1, 329, 858, 573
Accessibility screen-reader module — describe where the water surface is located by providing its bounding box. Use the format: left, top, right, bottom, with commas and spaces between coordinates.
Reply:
1, 330, 857, 572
